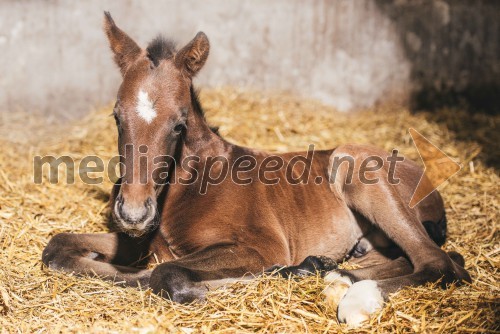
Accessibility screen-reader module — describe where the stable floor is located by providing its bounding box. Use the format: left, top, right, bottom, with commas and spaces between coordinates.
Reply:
0, 88, 498, 333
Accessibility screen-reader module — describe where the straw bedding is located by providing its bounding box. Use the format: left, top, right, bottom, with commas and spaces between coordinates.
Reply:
0, 88, 498, 333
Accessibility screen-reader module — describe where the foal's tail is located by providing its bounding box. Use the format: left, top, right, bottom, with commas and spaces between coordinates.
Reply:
422, 214, 447, 247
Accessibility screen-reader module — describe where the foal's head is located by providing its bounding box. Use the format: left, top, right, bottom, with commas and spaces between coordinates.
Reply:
104, 12, 209, 236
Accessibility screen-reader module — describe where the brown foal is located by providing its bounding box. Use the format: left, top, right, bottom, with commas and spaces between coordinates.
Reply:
42, 12, 470, 326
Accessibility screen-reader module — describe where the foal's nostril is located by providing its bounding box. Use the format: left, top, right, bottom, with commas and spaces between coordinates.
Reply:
115, 197, 153, 225
116, 195, 124, 215
116, 194, 124, 208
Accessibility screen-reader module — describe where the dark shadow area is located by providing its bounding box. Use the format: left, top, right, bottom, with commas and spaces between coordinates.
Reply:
87, 186, 111, 203
422, 109, 500, 170
110, 232, 154, 268
376, 0, 500, 115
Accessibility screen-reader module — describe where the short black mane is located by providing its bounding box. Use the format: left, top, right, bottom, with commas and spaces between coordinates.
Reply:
146, 35, 177, 66
190, 87, 220, 135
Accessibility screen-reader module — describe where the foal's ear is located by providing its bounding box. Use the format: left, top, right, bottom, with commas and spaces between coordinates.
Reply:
103, 12, 142, 76
174, 32, 210, 77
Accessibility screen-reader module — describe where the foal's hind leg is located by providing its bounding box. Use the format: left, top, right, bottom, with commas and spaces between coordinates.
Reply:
323, 251, 465, 315
336, 250, 466, 283
327, 146, 471, 326
42, 232, 151, 287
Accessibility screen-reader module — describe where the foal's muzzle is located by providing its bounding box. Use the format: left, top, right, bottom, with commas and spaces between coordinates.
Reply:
113, 196, 157, 237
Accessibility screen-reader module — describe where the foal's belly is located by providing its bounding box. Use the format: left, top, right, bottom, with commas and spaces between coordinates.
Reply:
289, 198, 365, 264
152, 174, 366, 267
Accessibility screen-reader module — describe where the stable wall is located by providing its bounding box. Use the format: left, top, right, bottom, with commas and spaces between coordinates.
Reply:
0, 0, 498, 118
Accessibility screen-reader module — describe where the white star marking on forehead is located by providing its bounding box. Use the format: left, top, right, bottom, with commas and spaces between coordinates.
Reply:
136, 90, 157, 124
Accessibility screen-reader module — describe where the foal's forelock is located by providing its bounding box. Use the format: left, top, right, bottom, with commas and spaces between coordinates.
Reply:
146, 36, 177, 66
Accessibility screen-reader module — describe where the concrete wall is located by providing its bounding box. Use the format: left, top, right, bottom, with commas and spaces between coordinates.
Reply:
376, 0, 499, 113
0, 0, 498, 119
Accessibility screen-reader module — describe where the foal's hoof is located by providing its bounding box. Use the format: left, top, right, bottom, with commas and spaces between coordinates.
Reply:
337, 280, 384, 327
312, 256, 338, 272
323, 273, 384, 327
323, 271, 353, 310
42, 233, 73, 270
267, 255, 338, 278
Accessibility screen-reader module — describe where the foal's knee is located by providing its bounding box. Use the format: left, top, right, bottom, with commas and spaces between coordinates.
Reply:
149, 263, 207, 303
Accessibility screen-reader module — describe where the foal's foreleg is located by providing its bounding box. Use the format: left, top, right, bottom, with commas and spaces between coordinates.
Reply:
149, 244, 273, 303
42, 233, 151, 287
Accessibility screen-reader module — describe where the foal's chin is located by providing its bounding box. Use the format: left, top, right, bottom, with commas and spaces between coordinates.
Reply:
113, 216, 159, 238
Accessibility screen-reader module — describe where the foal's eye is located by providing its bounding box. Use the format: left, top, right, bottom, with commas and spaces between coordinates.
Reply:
113, 113, 122, 129
113, 111, 123, 135
173, 123, 185, 134
113, 103, 121, 126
